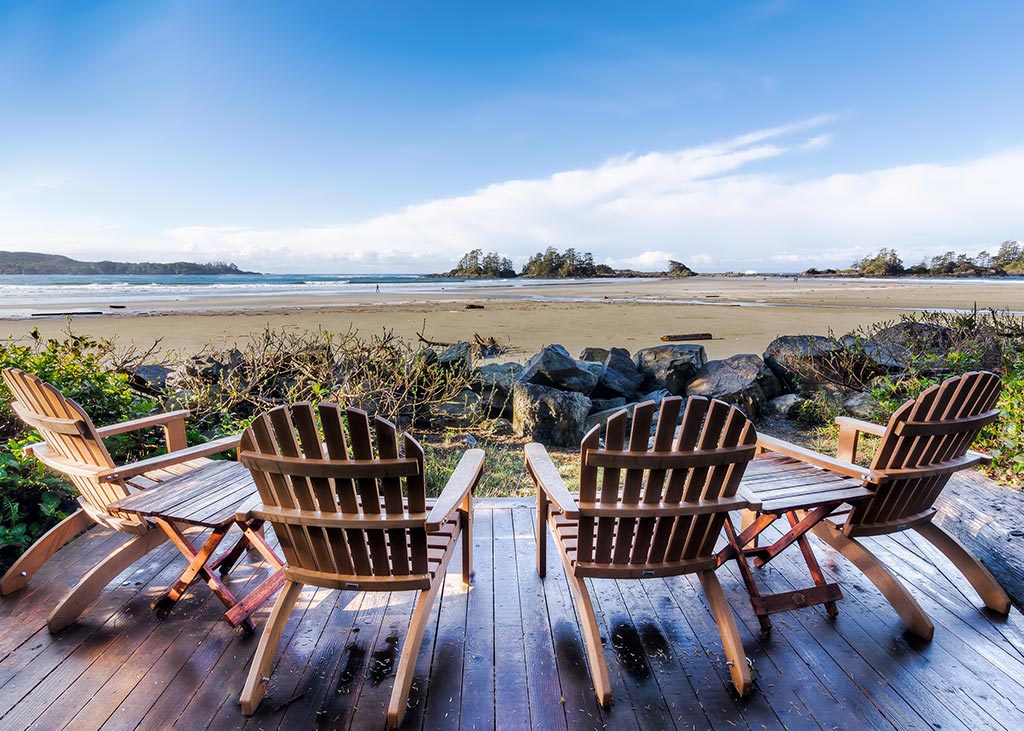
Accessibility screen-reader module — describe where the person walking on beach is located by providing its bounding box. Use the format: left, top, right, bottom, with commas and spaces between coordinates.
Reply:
376, 284, 380, 293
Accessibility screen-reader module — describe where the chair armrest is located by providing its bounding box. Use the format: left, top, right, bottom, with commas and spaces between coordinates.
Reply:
98, 434, 241, 482
235, 493, 264, 522
95, 410, 190, 437
735, 484, 762, 512
97, 409, 191, 452
525, 442, 580, 519
834, 416, 886, 463
967, 449, 993, 466
757, 434, 884, 483
425, 449, 484, 532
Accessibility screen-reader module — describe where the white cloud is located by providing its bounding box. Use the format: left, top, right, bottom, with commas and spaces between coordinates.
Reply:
5, 115, 1022, 273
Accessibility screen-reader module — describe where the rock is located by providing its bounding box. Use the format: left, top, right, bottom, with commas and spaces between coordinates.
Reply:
577, 359, 605, 382
763, 335, 845, 395
132, 364, 171, 393
167, 348, 243, 389
591, 397, 627, 413
439, 342, 472, 372
512, 382, 592, 447
579, 347, 611, 363
488, 418, 514, 436
768, 394, 806, 418
862, 322, 952, 372
472, 362, 522, 418
843, 392, 879, 419
634, 345, 707, 395
418, 347, 439, 366
638, 389, 673, 408
431, 388, 483, 428
686, 354, 782, 419
594, 347, 644, 399
518, 344, 600, 394
584, 402, 637, 434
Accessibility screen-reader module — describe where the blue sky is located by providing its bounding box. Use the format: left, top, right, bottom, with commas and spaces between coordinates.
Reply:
1, 1, 1022, 273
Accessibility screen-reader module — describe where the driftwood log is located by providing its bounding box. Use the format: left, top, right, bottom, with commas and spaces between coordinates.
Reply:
660, 333, 713, 342
933, 470, 1024, 606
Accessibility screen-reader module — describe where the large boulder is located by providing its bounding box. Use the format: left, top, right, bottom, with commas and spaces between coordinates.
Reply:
472, 362, 522, 418
512, 382, 592, 447
594, 347, 644, 399
518, 344, 599, 394
763, 335, 845, 395
862, 322, 953, 372
686, 354, 782, 419
634, 345, 707, 395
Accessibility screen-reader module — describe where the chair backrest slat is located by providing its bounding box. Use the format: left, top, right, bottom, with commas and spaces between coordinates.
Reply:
578, 395, 755, 571
240, 404, 431, 582
848, 371, 1001, 531
574, 426, 601, 565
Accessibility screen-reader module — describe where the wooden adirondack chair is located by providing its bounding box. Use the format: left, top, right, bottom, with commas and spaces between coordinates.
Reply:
528, 395, 757, 704
237, 403, 484, 728
754, 370, 1010, 639
0, 368, 240, 631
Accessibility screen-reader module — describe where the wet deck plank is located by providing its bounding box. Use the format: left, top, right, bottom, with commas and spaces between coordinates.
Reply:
1, 499, 1023, 730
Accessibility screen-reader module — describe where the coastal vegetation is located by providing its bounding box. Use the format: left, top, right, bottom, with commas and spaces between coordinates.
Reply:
0, 251, 254, 275
805, 240, 1024, 277
3, 306, 1024, 572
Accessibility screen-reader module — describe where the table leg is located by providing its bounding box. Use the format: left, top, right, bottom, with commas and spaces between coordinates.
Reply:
221, 519, 286, 628
152, 518, 254, 633
788, 511, 840, 618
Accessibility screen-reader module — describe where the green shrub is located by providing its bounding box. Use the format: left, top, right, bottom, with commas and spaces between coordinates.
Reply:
0, 329, 161, 571
792, 310, 1024, 487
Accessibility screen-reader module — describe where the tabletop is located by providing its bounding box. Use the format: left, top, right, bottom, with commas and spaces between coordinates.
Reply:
112, 460, 259, 528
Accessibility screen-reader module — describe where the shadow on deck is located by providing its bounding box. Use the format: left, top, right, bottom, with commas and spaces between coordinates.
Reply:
1, 497, 1023, 730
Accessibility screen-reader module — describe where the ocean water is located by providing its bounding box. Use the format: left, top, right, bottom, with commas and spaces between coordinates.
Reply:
0, 273, 603, 318
2, 273, 1022, 319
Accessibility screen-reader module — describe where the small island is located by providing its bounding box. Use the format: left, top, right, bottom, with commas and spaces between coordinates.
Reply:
805, 241, 1024, 278
435, 246, 696, 279
0, 251, 258, 276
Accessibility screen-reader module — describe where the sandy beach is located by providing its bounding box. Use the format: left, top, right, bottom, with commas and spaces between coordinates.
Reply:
4, 276, 1024, 361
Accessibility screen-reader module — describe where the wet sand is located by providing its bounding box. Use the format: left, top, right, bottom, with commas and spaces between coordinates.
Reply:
4, 277, 1023, 361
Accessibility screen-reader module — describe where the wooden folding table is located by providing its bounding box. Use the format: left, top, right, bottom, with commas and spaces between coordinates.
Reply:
112, 459, 285, 634
718, 452, 874, 632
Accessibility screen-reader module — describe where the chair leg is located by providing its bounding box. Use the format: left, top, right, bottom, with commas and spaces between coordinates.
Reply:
914, 522, 1011, 615
47, 528, 168, 633
697, 570, 753, 696
386, 577, 446, 728
239, 579, 303, 715
536, 491, 548, 578
1, 509, 95, 595
560, 552, 612, 707
812, 522, 935, 640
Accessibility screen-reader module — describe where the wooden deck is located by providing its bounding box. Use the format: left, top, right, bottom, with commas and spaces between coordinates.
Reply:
2, 497, 1024, 730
